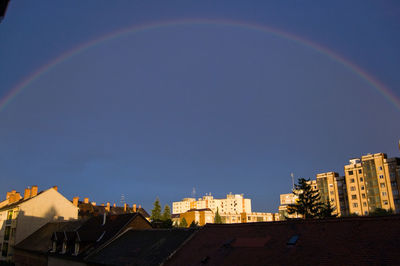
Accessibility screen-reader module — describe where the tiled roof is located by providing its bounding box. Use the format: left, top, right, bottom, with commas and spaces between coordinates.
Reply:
86, 228, 197, 265
14, 220, 83, 253
165, 216, 400, 266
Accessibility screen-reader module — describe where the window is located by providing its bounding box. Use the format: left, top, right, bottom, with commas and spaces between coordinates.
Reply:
61, 241, 67, 254
51, 241, 57, 253
350, 186, 356, 191
391, 181, 397, 187
379, 166, 383, 171
382, 191, 387, 196
363, 202, 367, 207
350, 178, 355, 183
4, 226, 11, 241
348, 171, 354, 175
361, 186, 365, 190
6, 210, 13, 220
358, 169, 362, 174
329, 184, 333, 187
383, 200, 388, 205
330, 191, 334, 195
379, 175, 384, 179
362, 193, 366, 199
247, 216, 251, 221
380, 183, 386, 188
1, 243, 8, 257
360, 177, 363, 182
353, 203, 358, 208
351, 195, 357, 200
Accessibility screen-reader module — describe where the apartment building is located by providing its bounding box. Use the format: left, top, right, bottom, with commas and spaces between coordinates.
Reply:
316, 172, 349, 216
0, 186, 78, 261
344, 153, 400, 215
173, 193, 251, 215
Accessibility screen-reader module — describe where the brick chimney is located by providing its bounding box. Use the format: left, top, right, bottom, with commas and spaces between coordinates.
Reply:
105, 202, 110, 212
72, 197, 79, 207
24, 188, 31, 200
52, 186, 58, 191
133, 204, 137, 212
83, 197, 89, 204
9, 192, 21, 203
31, 186, 38, 197
139, 205, 141, 209
91, 202, 96, 206
124, 203, 127, 212
113, 203, 116, 207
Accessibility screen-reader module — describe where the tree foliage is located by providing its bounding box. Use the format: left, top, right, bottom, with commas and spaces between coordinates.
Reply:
214, 207, 223, 224
369, 208, 393, 216
287, 178, 323, 219
287, 178, 338, 219
150, 197, 162, 222
162, 204, 171, 221
180, 217, 188, 227
189, 220, 199, 228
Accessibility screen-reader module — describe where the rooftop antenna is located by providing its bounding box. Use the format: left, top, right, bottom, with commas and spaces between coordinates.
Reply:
191, 187, 196, 198
291, 173, 295, 191
120, 194, 125, 205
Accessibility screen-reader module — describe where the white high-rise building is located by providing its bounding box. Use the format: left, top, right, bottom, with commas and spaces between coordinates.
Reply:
172, 193, 252, 215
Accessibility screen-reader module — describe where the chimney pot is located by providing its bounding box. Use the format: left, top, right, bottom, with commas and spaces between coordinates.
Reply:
124, 203, 127, 212
133, 204, 137, 212
31, 186, 38, 197
72, 197, 79, 207
113, 203, 116, 207
106, 202, 110, 212
91, 202, 96, 206
24, 188, 31, 200
52, 186, 58, 191
83, 197, 89, 204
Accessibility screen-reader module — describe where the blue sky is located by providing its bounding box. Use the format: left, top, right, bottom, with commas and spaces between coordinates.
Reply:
0, 1, 399, 212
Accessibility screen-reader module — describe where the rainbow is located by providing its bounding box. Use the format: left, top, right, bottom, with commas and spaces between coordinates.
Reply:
1, 18, 399, 112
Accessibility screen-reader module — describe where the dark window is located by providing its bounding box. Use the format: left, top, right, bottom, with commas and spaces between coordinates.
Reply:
1, 243, 8, 257
362, 193, 366, 199
351, 195, 357, 200
350, 178, 355, 183
358, 169, 362, 174
360, 177, 363, 182
3, 226, 10, 241
348, 171, 354, 175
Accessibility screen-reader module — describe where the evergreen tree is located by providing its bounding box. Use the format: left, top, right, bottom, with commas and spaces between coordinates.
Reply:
162, 204, 171, 221
180, 217, 188, 227
189, 220, 199, 228
287, 178, 323, 219
318, 201, 337, 218
150, 197, 162, 222
214, 207, 223, 224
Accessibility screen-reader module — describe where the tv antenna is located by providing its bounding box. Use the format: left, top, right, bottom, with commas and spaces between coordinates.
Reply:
290, 173, 295, 191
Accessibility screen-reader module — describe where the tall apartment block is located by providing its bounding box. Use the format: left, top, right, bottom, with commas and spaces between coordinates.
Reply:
316, 172, 349, 216
344, 153, 400, 215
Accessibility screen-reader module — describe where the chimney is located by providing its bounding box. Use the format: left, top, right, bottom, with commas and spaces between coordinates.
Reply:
133, 204, 137, 212
113, 203, 116, 207
139, 205, 141, 209
91, 202, 96, 206
52, 186, 58, 191
105, 202, 110, 212
83, 197, 89, 204
24, 188, 31, 200
6, 192, 11, 199
124, 203, 127, 212
100, 203, 104, 206
9, 192, 21, 203
31, 186, 38, 197
72, 197, 79, 207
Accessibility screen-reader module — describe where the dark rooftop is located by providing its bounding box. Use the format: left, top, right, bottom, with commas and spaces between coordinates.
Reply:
86, 228, 197, 266
165, 216, 400, 266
